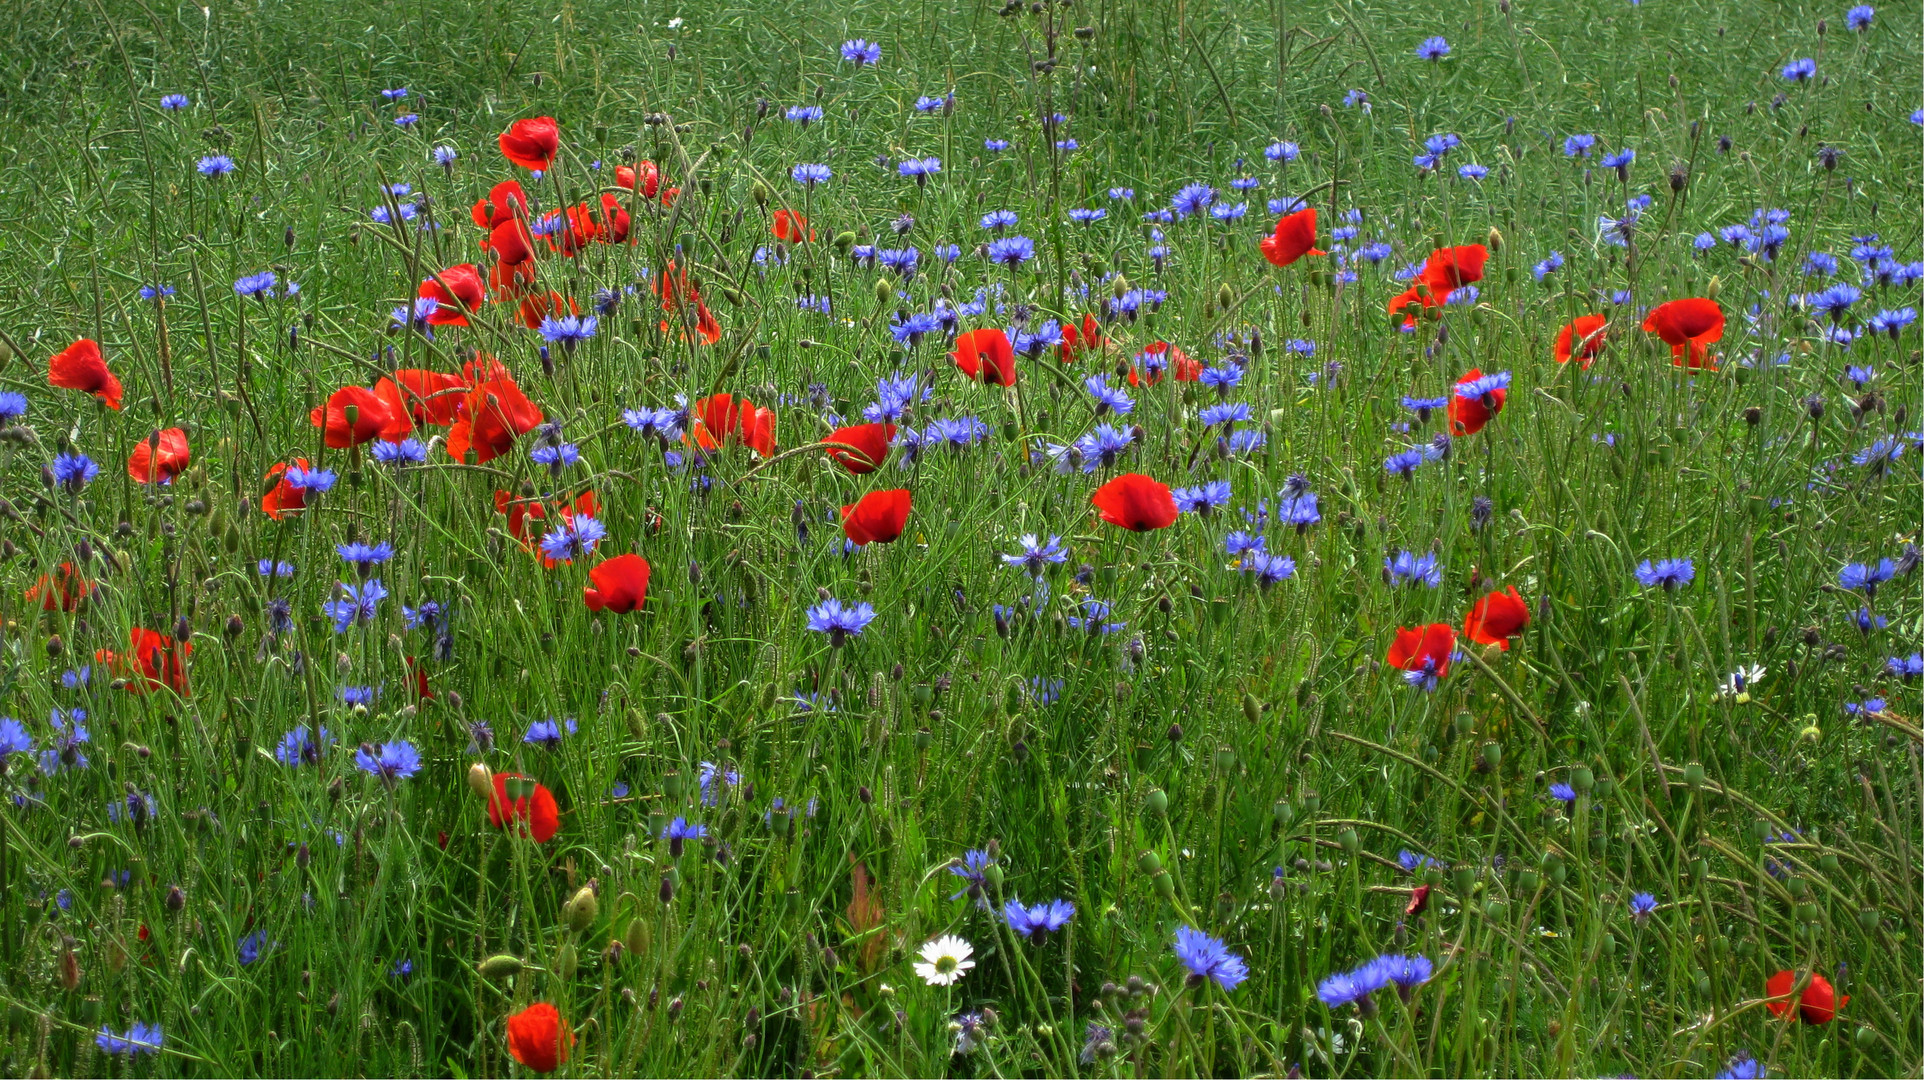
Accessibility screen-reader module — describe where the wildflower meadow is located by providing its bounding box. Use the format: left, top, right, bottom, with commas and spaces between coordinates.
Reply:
0, 0, 1919, 1074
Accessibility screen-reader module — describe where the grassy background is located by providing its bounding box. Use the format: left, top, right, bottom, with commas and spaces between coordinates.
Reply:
0, 0, 1918, 1074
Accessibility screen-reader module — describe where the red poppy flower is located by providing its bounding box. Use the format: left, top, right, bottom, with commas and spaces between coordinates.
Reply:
419, 264, 486, 326
127, 428, 190, 485
1387, 623, 1456, 682
660, 298, 722, 345
505, 1002, 571, 1073
486, 217, 536, 266
1446, 368, 1506, 436
688, 393, 775, 456
310, 386, 395, 448
47, 339, 123, 410
1388, 285, 1449, 329
1128, 341, 1200, 385
471, 180, 530, 228
615, 161, 662, 198
369, 381, 419, 443
261, 458, 311, 520
953, 327, 1017, 386
488, 772, 560, 843
25, 562, 91, 612
840, 489, 912, 546
1643, 297, 1724, 369
825, 423, 895, 475
514, 290, 577, 331
584, 553, 652, 613
448, 361, 542, 464
653, 261, 722, 344
1420, 244, 1488, 293
593, 194, 631, 244
1765, 970, 1848, 1025
97, 627, 191, 695
488, 258, 537, 301
1059, 314, 1103, 364
1259, 208, 1325, 268
404, 655, 432, 701
1092, 473, 1178, 532
1405, 884, 1431, 917
1554, 314, 1608, 368
1463, 586, 1530, 650
384, 369, 467, 427
772, 209, 814, 243
498, 117, 560, 171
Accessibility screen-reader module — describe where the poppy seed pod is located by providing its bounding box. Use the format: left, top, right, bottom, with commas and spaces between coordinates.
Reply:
1144, 788, 1168, 816
1336, 827, 1359, 854
477, 954, 524, 979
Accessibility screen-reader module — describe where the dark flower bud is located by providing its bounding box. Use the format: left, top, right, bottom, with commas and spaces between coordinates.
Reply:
1743, 406, 1762, 426
1166, 723, 1183, 743
175, 615, 192, 642
165, 884, 186, 911
1805, 394, 1825, 421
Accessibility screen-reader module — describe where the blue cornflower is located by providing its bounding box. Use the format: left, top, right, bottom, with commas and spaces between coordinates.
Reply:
529, 443, 581, 470
1172, 481, 1233, 516
51, 452, 99, 492
238, 929, 274, 966
233, 270, 278, 297
371, 439, 426, 465
1868, 307, 1917, 337
522, 717, 576, 749
272, 462, 332, 493
1693, 232, 1718, 252
1316, 970, 1366, 1008
538, 314, 597, 349
1278, 479, 1321, 529
197, 154, 237, 177
1384, 448, 1426, 478
1845, 697, 1888, 717
1456, 370, 1511, 402
1084, 375, 1134, 416
1883, 652, 1923, 680
274, 726, 328, 766
1548, 783, 1577, 804
1264, 140, 1300, 162
160, 94, 190, 110
0, 392, 25, 421
1415, 35, 1450, 60
39, 709, 90, 775
1198, 402, 1251, 429
538, 515, 606, 564
1397, 850, 1440, 873
338, 685, 379, 707
913, 93, 954, 112
841, 39, 881, 65
791, 163, 832, 186
1226, 531, 1266, 558
1716, 1052, 1761, 1080
1601, 147, 1635, 170
1170, 182, 1216, 218
392, 113, 418, 127
96, 1023, 164, 1057
1402, 396, 1451, 423
695, 761, 739, 808
1108, 186, 1135, 200
1068, 207, 1107, 224
898, 157, 941, 183
661, 816, 708, 857
1209, 201, 1247, 221
1804, 251, 1839, 276
1342, 88, 1371, 109
1229, 176, 1261, 191
980, 209, 1019, 230
1458, 163, 1489, 180
1840, 559, 1897, 596
1563, 134, 1596, 157
928, 416, 987, 449
1071, 424, 1133, 471
0, 717, 34, 758
1855, 608, 1887, 634
1226, 428, 1267, 456
432, 145, 458, 167
380, 87, 409, 101
324, 578, 388, 632
1359, 241, 1394, 264
1013, 319, 1063, 357
1781, 57, 1817, 81
807, 599, 877, 645
948, 849, 994, 906
1380, 954, 1434, 992
1248, 552, 1296, 588
353, 740, 421, 782
1634, 558, 1694, 590
986, 235, 1035, 267
1385, 550, 1442, 588
878, 247, 919, 278
1811, 283, 1861, 322
1198, 365, 1243, 392
784, 105, 824, 125
257, 559, 295, 577
1173, 926, 1249, 992
391, 959, 414, 980
337, 542, 395, 571
1004, 898, 1075, 939
1853, 437, 1904, 471
1629, 892, 1658, 920
984, 138, 1010, 151
1003, 534, 1068, 576
1532, 251, 1564, 281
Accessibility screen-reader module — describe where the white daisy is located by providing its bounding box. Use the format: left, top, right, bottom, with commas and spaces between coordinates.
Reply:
913, 934, 975, 987
1715, 664, 1767, 702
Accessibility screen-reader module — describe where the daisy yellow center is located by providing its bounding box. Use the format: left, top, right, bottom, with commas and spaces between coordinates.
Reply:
934, 955, 958, 974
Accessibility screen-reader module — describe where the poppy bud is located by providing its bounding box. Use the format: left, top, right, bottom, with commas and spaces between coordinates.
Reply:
477, 954, 524, 979
1216, 282, 1233, 309
1486, 226, 1503, 251
564, 885, 599, 933
1705, 275, 1721, 300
